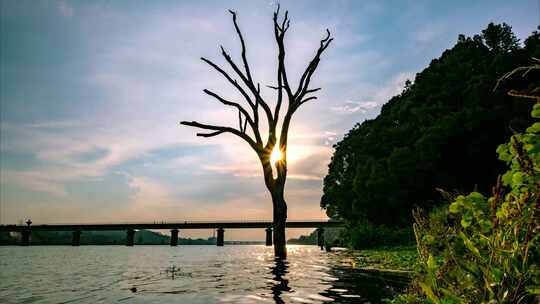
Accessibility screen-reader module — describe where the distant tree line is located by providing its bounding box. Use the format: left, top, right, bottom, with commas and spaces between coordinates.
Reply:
321, 23, 540, 248
0, 230, 217, 245
287, 228, 344, 246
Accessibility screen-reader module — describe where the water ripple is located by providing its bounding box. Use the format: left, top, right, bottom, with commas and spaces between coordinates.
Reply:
0, 245, 407, 303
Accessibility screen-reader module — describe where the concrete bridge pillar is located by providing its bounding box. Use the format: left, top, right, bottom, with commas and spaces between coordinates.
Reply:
72, 230, 81, 246
216, 228, 224, 246
265, 227, 273, 246
317, 227, 325, 250
126, 229, 135, 246
21, 230, 30, 246
170, 229, 179, 246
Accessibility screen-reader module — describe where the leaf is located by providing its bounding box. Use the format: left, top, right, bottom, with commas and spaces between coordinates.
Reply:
497, 144, 512, 161
512, 172, 525, 186
526, 122, 540, 134
459, 232, 481, 258
532, 103, 540, 118
427, 254, 438, 271
479, 219, 493, 232
469, 192, 484, 199
491, 267, 503, 284
527, 143, 540, 154
462, 213, 473, 226
468, 192, 486, 201
449, 202, 460, 213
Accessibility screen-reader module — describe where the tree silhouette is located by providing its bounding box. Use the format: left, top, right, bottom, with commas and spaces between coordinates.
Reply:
181, 6, 332, 257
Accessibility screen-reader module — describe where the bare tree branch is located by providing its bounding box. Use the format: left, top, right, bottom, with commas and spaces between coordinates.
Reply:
201, 57, 254, 108
298, 96, 318, 108
305, 87, 321, 94
180, 121, 259, 151
273, 6, 293, 102
228, 10, 253, 83
197, 130, 226, 137
238, 109, 243, 132
269, 6, 292, 146
293, 29, 333, 101
219, 46, 274, 128
203, 89, 253, 126
242, 114, 248, 133
270, 8, 333, 159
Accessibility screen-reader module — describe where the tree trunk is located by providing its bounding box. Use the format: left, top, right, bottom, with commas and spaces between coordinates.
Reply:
272, 186, 287, 258
261, 153, 288, 258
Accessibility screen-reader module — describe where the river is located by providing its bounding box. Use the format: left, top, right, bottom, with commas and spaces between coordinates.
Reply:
0, 245, 407, 303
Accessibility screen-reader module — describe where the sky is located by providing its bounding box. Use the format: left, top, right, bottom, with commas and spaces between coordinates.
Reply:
1, 0, 538, 240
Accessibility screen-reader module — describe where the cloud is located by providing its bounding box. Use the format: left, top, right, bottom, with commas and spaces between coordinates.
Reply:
330, 72, 413, 115
0, 120, 201, 196
1, 170, 68, 197
127, 175, 175, 211
330, 100, 380, 114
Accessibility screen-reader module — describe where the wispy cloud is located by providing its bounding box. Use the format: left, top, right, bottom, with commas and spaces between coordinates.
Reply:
330, 72, 413, 114
1, 170, 68, 197
330, 100, 380, 114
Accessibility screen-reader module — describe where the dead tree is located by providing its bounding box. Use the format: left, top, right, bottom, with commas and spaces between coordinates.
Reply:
181, 7, 332, 258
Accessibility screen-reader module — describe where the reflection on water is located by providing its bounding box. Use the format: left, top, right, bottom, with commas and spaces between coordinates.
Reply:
0, 245, 408, 303
270, 258, 290, 304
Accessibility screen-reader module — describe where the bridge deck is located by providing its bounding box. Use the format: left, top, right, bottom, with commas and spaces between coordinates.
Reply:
0, 221, 344, 232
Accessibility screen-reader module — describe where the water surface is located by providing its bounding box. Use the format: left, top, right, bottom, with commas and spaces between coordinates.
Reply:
0, 245, 406, 303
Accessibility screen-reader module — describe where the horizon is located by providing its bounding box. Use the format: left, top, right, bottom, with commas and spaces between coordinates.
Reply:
1, 0, 538, 240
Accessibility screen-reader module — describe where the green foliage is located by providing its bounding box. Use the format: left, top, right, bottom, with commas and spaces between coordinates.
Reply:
322, 23, 539, 231
347, 221, 414, 249
287, 227, 344, 246
397, 65, 540, 303
353, 245, 418, 271
482, 23, 520, 52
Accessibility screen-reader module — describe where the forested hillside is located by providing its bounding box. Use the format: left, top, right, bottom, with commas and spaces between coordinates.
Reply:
321, 24, 540, 239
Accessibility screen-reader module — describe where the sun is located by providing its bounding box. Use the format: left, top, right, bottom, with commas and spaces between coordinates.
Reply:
270, 146, 283, 165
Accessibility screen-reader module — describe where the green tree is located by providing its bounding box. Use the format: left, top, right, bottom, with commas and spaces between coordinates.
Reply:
481, 22, 520, 52
322, 24, 539, 246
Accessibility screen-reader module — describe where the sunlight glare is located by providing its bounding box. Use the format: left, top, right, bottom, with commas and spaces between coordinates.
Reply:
270, 146, 283, 165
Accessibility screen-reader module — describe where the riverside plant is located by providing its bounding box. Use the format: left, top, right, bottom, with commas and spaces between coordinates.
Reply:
391, 62, 540, 303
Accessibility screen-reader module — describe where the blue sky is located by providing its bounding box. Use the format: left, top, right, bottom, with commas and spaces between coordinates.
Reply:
0, 0, 538, 239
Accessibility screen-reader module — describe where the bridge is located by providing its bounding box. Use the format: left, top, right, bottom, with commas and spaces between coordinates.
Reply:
0, 220, 344, 248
